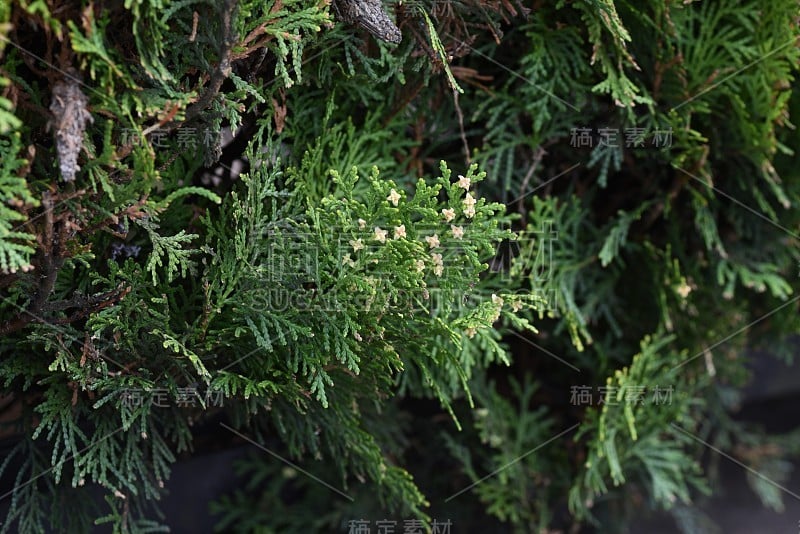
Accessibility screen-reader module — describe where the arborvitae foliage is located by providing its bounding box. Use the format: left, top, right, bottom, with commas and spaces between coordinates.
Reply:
2, 0, 800, 532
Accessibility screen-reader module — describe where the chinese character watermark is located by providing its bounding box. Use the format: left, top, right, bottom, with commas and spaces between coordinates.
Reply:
346, 519, 453, 534
569, 127, 673, 148
119, 387, 224, 408
569, 384, 674, 406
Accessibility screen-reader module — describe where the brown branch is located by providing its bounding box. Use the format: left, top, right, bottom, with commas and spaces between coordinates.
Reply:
183, 0, 238, 123
78, 196, 148, 237
43, 283, 129, 315
0, 190, 61, 335
0, 188, 128, 336
47, 284, 132, 325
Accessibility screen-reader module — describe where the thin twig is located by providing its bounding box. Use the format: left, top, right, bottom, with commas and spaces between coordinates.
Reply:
453, 89, 470, 163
